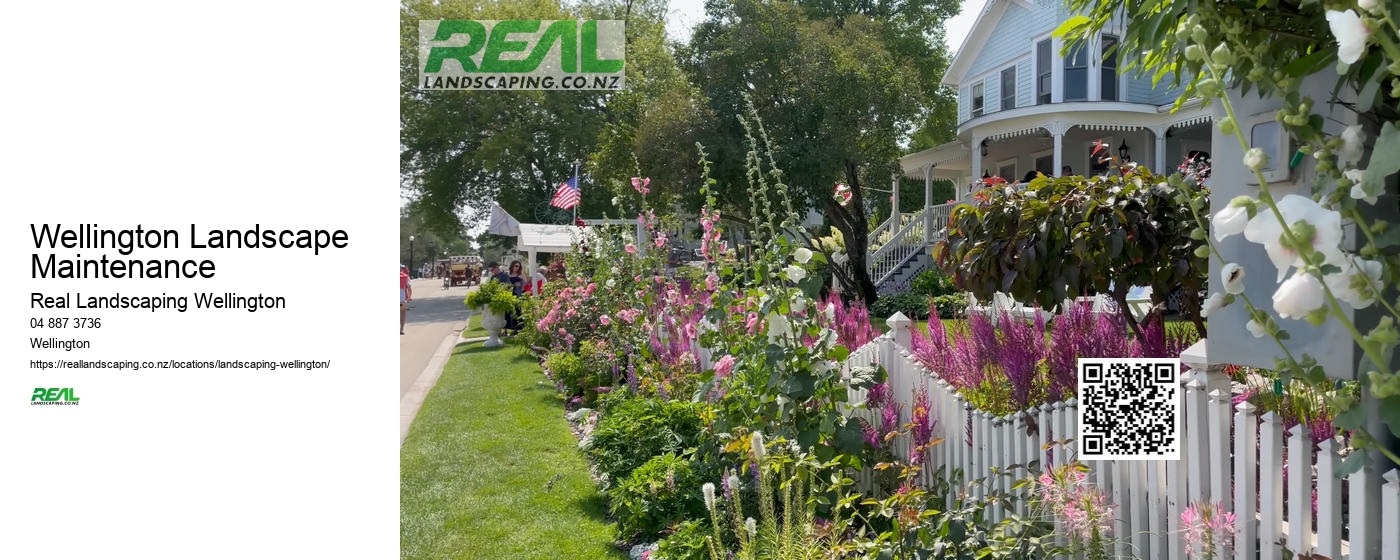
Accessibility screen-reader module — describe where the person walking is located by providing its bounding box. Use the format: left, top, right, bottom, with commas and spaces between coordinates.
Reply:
505, 261, 526, 333
400, 264, 413, 335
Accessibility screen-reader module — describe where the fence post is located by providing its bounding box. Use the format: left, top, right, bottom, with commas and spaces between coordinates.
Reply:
887, 312, 912, 349
1286, 423, 1312, 553
990, 415, 1004, 523
1383, 469, 1399, 560
1348, 454, 1382, 560
1258, 412, 1284, 560
1233, 401, 1257, 560
1186, 373, 1210, 505
1314, 439, 1342, 559
1148, 459, 1166, 560
1207, 389, 1233, 552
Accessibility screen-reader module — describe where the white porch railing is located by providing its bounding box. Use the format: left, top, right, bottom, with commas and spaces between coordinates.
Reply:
842, 319, 1400, 560
866, 202, 957, 288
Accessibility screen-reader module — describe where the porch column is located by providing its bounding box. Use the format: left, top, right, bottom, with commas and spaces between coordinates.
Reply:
891, 175, 901, 228
924, 164, 934, 243
970, 135, 983, 200
1048, 121, 1069, 176
1151, 125, 1170, 174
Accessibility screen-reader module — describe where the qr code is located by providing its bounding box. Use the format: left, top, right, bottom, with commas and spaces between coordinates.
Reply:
1077, 358, 1181, 460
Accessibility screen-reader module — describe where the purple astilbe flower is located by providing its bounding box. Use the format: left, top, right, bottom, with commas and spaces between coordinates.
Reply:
998, 310, 1048, 409
865, 382, 890, 409
945, 335, 985, 391
881, 399, 901, 437
859, 417, 881, 449
1132, 313, 1168, 358
909, 384, 935, 464
626, 361, 639, 394
967, 312, 1000, 367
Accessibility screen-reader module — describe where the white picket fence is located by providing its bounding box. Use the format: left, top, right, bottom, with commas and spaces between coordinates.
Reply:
843, 315, 1400, 560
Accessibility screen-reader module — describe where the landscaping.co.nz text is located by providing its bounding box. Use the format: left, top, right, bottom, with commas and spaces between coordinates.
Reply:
28, 359, 330, 371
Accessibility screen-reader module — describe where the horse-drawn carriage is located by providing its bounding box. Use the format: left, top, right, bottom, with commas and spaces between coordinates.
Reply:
446, 256, 482, 287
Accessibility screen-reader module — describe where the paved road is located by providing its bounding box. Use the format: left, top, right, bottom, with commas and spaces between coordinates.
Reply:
400, 277, 473, 397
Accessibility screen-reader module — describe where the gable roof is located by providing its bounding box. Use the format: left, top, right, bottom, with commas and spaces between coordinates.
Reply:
942, 0, 1035, 88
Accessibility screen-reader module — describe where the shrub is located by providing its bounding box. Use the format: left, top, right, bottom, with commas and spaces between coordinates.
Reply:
542, 352, 588, 397
871, 293, 931, 319
930, 293, 968, 319
652, 519, 711, 560
910, 269, 955, 298
586, 398, 706, 485
464, 279, 518, 315
608, 453, 706, 540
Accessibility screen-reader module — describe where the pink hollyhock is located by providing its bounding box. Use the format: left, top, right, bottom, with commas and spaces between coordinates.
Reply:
714, 355, 736, 378
625, 244, 637, 254
600, 315, 611, 325
705, 273, 718, 291
654, 233, 667, 248
745, 312, 759, 334
631, 177, 651, 195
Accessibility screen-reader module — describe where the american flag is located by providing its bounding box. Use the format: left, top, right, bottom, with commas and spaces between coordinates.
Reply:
550, 170, 580, 209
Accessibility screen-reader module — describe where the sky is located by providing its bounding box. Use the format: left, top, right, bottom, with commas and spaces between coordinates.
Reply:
664, 0, 986, 53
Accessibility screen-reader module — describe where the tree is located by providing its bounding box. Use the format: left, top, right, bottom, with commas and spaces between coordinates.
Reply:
679, 0, 959, 303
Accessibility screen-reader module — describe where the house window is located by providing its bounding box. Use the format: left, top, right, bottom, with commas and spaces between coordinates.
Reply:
1064, 41, 1088, 101
1101, 34, 1119, 101
1036, 40, 1051, 104
1001, 66, 1017, 110
972, 82, 984, 118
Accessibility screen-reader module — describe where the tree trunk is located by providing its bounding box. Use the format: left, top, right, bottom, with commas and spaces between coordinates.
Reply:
824, 161, 880, 305
1111, 282, 1145, 342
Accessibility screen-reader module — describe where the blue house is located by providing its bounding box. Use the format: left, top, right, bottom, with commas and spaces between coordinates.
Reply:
901, 0, 1213, 189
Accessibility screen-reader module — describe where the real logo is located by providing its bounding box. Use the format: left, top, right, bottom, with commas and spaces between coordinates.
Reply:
418, 20, 625, 90
32, 387, 80, 405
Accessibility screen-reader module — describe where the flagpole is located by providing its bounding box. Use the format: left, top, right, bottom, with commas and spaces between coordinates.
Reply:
572, 159, 580, 223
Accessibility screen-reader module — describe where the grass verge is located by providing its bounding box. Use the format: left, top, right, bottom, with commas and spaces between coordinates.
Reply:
461, 312, 486, 339
401, 341, 624, 560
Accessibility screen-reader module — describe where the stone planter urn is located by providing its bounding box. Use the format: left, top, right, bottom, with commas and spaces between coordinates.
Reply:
478, 308, 506, 348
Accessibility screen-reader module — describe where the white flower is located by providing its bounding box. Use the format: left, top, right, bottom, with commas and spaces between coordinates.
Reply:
751, 432, 766, 463
1246, 319, 1267, 338
1212, 205, 1249, 241
1346, 168, 1378, 204
791, 296, 808, 314
1025, 190, 1038, 199
702, 482, 716, 510
785, 265, 807, 283
1244, 148, 1268, 171
727, 474, 741, 494
1243, 194, 1345, 281
605, 278, 615, 288
1339, 124, 1366, 166
794, 247, 813, 264
824, 302, 837, 322
1360, 0, 1379, 13
1326, 10, 1371, 65
1201, 292, 1227, 318
745, 517, 757, 537
1273, 272, 1326, 319
766, 312, 791, 342
1327, 256, 1384, 309
1221, 263, 1246, 294
611, 196, 620, 207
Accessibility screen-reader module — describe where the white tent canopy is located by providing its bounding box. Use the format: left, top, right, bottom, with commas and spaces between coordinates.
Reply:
516, 223, 585, 254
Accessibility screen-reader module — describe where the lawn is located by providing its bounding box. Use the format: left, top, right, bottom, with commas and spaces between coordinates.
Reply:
400, 341, 625, 560
461, 312, 486, 338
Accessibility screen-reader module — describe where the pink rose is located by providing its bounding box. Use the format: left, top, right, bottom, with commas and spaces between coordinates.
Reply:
600, 315, 611, 325
714, 355, 736, 378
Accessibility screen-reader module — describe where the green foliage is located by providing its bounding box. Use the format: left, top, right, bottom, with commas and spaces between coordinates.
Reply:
464, 279, 518, 315
654, 519, 712, 560
608, 453, 707, 540
674, 265, 707, 287
542, 351, 589, 398
932, 293, 969, 319
871, 293, 931, 319
586, 398, 707, 486
937, 167, 1207, 337
910, 269, 955, 298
